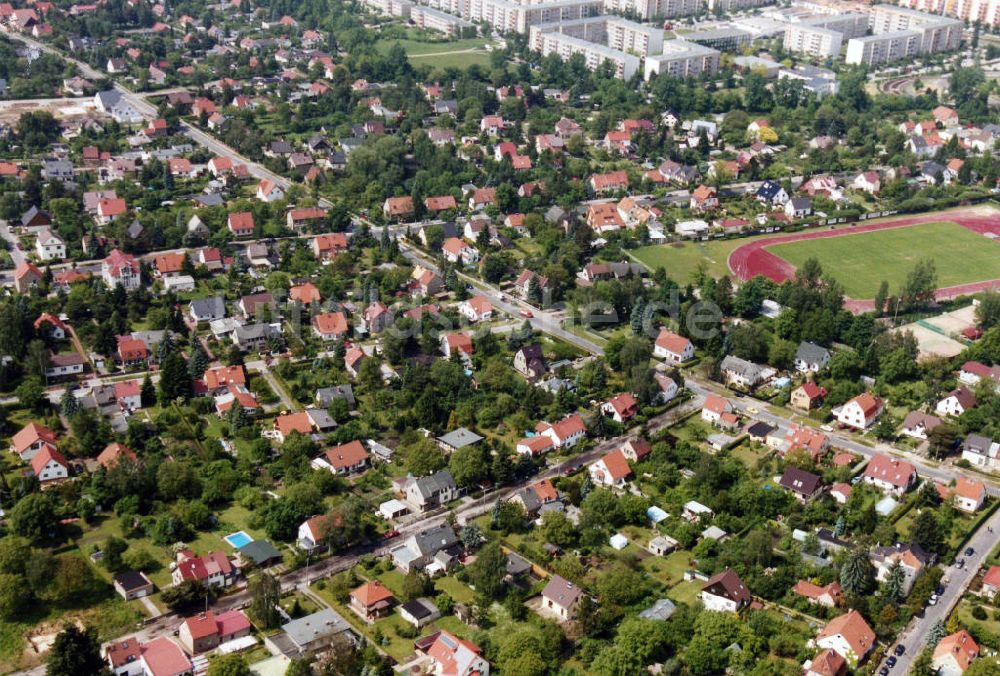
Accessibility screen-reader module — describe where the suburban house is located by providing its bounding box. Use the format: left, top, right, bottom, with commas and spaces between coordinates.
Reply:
536, 414, 586, 449
516, 435, 555, 456
654, 329, 694, 363
102, 249, 141, 290
458, 296, 493, 323
113, 570, 154, 601
792, 580, 842, 608
778, 466, 822, 501
425, 631, 490, 676
441, 237, 479, 265
700, 568, 751, 613
312, 440, 369, 476
654, 373, 679, 404
588, 449, 632, 489
399, 598, 441, 628
349, 581, 395, 623
701, 394, 733, 424
389, 523, 460, 573
719, 355, 771, 389
400, 470, 460, 512
138, 637, 191, 676
953, 477, 987, 513
936, 387, 976, 417
619, 438, 652, 463
932, 630, 979, 676
14, 262, 43, 293
862, 454, 917, 495
795, 342, 830, 372
171, 550, 236, 588
297, 514, 336, 552
310, 309, 349, 340
962, 434, 1000, 471
11, 422, 58, 461
803, 649, 847, 676
105, 637, 143, 676
540, 575, 582, 621
601, 393, 638, 423
272, 609, 356, 659
35, 229, 65, 260
815, 610, 875, 667
31, 446, 69, 483
227, 212, 255, 237
790, 382, 826, 411
835, 393, 883, 430
178, 609, 251, 654
982, 565, 1000, 598
871, 543, 931, 596
900, 411, 942, 440
513, 344, 548, 381
273, 411, 315, 443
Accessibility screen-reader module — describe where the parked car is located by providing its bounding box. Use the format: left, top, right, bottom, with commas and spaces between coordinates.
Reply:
965, 547, 975, 556
519, 309, 533, 318
894, 645, 906, 657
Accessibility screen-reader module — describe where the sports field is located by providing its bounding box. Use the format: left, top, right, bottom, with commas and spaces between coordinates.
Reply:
631, 237, 752, 285
765, 221, 1000, 299
374, 37, 493, 69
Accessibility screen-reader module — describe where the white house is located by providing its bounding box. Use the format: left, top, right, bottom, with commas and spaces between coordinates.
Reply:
458, 296, 493, 322
932, 630, 979, 676
31, 446, 69, 483
862, 454, 917, 495
588, 449, 632, 489
815, 610, 875, 667
835, 392, 882, 430
653, 329, 694, 363
540, 576, 581, 621
795, 342, 830, 373
35, 229, 65, 261
700, 568, 750, 613
953, 477, 986, 513
256, 179, 285, 203
936, 387, 976, 417
537, 414, 586, 449
441, 237, 479, 265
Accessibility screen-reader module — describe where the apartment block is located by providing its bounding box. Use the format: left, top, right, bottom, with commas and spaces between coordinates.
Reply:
869, 5, 962, 53
707, 0, 773, 13
530, 29, 641, 78
783, 24, 842, 58
901, 0, 1000, 27
644, 39, 721, 80
529, 16, 662, 55
362, 0, 415, 17
411, 5, 475, 33
845, 29, 921, 65
604, 0, 701, 19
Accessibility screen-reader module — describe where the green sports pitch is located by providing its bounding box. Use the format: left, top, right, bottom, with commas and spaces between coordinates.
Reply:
765, 221, 1000, 299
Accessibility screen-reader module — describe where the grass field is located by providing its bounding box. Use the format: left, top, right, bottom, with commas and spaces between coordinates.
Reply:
631, 237, 752, 285
766, 221, 1000, 299
374, 37, 493, 69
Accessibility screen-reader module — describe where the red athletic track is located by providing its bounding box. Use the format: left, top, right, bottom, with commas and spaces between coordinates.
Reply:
727, 209, 1000, 312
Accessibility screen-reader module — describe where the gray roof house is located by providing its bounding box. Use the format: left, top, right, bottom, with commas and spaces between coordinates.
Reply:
316, 385, 355, 409
233, 323, 280, 351
269, 608, 356, 659
720, 355, 772, 389
403, 469, 459, 512
436, 427, 484, 453
189, 297, 226, 323
389, 523, 460, 573
795, 341, 830, 373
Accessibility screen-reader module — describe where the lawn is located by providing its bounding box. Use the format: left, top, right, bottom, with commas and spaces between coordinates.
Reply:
631, 237, 752, 285
766, 221, 1000, 299
373, 37, 493, 69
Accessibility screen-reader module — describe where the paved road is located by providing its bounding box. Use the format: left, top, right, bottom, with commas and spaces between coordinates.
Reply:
880, 507, 1000, 674
245, 359, 298, 412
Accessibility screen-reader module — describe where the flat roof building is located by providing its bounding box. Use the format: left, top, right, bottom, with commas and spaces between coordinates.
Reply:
644, 40, 721, 81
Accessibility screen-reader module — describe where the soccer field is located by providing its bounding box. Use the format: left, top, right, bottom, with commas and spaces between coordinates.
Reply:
765, 221, 1000, 299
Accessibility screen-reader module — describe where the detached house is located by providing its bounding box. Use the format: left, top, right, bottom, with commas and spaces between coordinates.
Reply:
102, 249, 140, 290
872, 543, 931, 596
313, 440, 369, 476
937, 387, 976, 417
933, 630, 979, 676
35, 229, 65, 261
790, 382, 826, 411
654, 329, 693, 363
383, 196, 414, 220
311, 312, 349, 342
953, 477, 986, 513
171, 550, 236, 588
601, 393, 638, 423
862, 454, 917, 495
792, 580, 842, 608
700, 568, 751, 613
441, 237, 479, 265
536, 414, 586, 449
31, 446, 69, 483
778, 466, 822, 501
540, 575, 582, 621
349, 581, 394, 623
458, 296, 493, 323
227, 212, 255, 238
795, 342, 830, 373
836, 392, 883, 430
900, 411, 942, 440
588, 449, 632, 489
11, 422, 58, 461
816, 610, 875, 667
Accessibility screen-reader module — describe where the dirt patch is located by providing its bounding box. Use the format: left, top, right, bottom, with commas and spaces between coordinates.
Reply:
25, 618, 84, 657
0, 98, 101, 126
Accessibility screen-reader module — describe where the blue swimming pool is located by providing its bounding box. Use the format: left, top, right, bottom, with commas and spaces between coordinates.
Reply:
224, 531, 253, 548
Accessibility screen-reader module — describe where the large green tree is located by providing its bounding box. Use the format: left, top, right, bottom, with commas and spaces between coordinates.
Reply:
46, 624, 108, 676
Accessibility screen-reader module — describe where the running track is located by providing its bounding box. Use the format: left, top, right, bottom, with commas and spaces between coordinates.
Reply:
727, 208, 1000, 312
